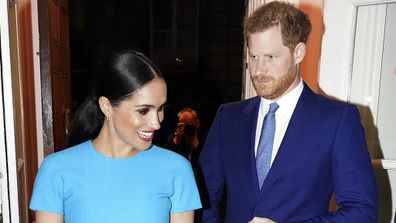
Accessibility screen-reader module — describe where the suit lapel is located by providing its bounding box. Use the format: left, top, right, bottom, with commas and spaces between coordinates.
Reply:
238, 96, 261, 195
259, 85, 319, 196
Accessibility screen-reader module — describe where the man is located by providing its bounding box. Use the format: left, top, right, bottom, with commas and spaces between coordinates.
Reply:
165, 107, 206, 172
165, 107, 208, 223
198, 1, 377, 223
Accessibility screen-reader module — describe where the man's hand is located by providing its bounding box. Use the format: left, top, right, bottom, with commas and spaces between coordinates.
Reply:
248, 217, 277, 223
173, 123, 185, 144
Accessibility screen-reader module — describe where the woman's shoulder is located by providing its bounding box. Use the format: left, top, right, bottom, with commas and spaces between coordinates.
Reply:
149, 145, 187, 160
41, 140, 91, 167
148, 145, 191, 168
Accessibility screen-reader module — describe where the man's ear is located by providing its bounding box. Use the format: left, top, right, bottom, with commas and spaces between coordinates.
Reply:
293, 42, 306, 64
98, 96, 113, 119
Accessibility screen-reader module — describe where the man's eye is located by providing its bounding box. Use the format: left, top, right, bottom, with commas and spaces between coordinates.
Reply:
250, 55, 258, 60
266, 55, 276, 60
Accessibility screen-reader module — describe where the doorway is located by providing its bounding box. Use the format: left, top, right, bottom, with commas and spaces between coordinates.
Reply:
68, 0, 245, 146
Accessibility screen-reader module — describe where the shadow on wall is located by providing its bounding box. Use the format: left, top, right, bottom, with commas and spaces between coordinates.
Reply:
319, 86, 393, 222
355, 104, 393, 223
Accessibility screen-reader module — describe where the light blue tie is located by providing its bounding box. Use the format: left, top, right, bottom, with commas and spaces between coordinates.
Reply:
256, 102, 279, 189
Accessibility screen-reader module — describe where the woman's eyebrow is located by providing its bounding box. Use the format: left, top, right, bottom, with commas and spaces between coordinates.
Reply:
134, 101, 167, 108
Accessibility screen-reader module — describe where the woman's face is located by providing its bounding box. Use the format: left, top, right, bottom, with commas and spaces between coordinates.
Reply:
110, 78, 167, 151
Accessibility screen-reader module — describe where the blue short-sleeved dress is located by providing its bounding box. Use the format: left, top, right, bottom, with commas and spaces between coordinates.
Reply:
29, 140, 202, 223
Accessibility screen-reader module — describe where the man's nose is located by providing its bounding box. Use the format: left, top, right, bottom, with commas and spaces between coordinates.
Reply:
255, 59, 268, 75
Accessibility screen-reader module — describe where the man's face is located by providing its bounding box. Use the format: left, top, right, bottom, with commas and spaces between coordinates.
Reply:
248, 26, 300, 100
177, 112, 198, 136
179, 112, 196, 126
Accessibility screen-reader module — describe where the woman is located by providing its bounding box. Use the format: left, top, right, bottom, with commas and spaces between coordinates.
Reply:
29, 50, 202, 223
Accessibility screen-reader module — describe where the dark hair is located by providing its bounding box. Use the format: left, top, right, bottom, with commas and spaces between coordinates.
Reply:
67, 50, 164, 147
244, 1, 312, 50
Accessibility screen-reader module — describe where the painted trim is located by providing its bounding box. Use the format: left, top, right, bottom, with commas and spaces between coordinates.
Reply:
349, 4, 386, 121
0, 0, 21, 221
373, 159, 396, 170
381, 160, 396, 170
31, 0, 44, 165
351, 0, 396, 4
243, 0, 266, 99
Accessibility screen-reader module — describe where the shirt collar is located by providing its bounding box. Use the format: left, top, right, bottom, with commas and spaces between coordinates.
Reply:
260, 79, 304, 113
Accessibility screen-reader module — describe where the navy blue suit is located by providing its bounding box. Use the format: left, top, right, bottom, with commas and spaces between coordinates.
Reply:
199, 85, 377, 222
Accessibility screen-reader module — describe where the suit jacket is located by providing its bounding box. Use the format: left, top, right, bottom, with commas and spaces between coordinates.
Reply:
198, 85, 377, 223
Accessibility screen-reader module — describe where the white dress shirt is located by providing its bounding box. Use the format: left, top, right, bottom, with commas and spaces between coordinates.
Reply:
254, 79, 304, 166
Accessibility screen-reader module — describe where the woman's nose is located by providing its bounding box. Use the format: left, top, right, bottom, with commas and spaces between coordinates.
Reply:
147, 113, 161, 130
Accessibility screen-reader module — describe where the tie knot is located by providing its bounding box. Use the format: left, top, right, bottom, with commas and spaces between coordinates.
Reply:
268, 102, 279, 114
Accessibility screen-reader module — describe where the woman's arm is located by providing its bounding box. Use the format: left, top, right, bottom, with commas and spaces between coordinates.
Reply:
170, 211, 194, 223
35, 211, 64, 223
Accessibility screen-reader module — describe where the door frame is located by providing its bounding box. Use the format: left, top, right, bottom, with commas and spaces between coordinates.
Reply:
0, 0, 21, 221
1, 0, 44, 221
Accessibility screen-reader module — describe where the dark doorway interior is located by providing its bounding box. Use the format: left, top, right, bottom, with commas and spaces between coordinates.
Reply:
69, 0, 244, 146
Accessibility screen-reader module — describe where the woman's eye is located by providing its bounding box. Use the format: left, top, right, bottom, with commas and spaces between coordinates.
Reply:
158, 103, 168, 112
138, 108, 149, 115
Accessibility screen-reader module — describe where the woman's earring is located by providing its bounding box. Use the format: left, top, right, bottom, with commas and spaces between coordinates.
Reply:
106, 116, 111, 121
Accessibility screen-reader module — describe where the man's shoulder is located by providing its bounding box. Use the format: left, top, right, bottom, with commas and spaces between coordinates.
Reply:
302, 85, 355, 111
219, 96, 259, 111
314, 93, 355, 111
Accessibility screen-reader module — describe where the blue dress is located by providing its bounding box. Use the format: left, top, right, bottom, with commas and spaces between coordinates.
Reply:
29, 140, 202, 223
